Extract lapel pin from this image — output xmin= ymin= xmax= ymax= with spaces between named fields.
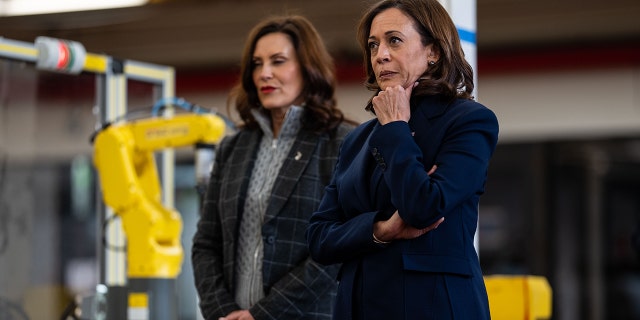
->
xmin=294 ymin=151 xmax=302 ymax=160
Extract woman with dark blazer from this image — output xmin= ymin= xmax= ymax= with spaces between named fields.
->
xmin=192 ymin=15 xmax=353 ymax=320
xmin=306 ymin=0 xmax=498 ymax=319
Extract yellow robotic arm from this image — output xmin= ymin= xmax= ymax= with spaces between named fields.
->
xmin=92 ymin=112 xmax=225 ymax=278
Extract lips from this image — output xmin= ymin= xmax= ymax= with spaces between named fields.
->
xmin=378 ymin=70 xmax=395 ymax=79
xmin=260 ymin=86 xmax=276 ymax=93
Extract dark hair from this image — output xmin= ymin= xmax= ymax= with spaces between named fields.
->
xmin=357 ymin=0 xmax=474 ymax=110
xmin=228 ymin=15 xmax=344 ymax=132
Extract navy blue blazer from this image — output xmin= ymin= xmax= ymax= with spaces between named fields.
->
xmin=307 ymin=95 xmax=498 ymax=320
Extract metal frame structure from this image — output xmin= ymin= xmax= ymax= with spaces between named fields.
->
xmin=1 ymin=36 xmax=177 ymax=320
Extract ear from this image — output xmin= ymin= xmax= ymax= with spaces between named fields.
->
xmin=427 ymin=44 xmax=441 ymax=62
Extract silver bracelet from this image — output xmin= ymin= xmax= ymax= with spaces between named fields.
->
xmin=373 ymin=233 xmax=391 ymax=244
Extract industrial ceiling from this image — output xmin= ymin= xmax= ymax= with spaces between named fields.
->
xmin=1 ymin=0 xmax=639 ymax=69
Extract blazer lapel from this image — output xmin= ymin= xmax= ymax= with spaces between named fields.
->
xmin=219 ymin=130 xmax=260 ymax=234
xmin=264 ymin=130 xmax=318 ymax=223
xmin=368 ymin=122 xmax=386 ymax=205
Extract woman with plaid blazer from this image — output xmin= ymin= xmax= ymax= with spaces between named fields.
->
xmin=191 ymin=15 xmax=354 ymax=320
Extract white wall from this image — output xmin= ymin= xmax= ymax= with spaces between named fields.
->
xmin=2 ymin=65 xmax=639 ymax=162
xmin=189 ymin=65 xmax=640 ymax=144
xmin=479 ymin=67 xmax=640 ymax=143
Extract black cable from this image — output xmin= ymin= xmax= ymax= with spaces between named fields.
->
xmin=89 ymin=100 xmax=238 ymax=145
xmin=89 ymin=108 xmax=154 ymax=144
xmin=59 ymin=299 xmax=79 ymax=320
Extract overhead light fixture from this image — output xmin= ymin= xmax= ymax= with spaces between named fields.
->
xmin=0 ymin=0 xmax=147 ymax=17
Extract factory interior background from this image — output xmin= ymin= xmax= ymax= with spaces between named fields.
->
xmin=1 ymin=0 xmax=640 ymax=319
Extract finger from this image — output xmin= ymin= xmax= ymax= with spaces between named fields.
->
xmin=419 ymin=217 xmax=445 ymax=234
xmin=430 ymin=217 xmax=445 ymax=230
xmin=427 ymin=164 xmax=437 ymax=175
xmin=404 ymin=80 xmax=416 ymax=99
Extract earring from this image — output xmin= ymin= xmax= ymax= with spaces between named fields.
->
xmin=428 ymin=60 xmax=435 ymax=65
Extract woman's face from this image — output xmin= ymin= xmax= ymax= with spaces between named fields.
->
xmin=368 ymin=8 xmax=435 ymax=90
xmin=252 ymin=32 xmax=305 ymax=112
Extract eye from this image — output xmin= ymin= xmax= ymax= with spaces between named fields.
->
xmin=252 ymin=60 xmax=263 ymax=68
xmin=272 ymin=58 xmax=287 ymax=65
xmin=389 ymin=36 xmax=402 ymax=45
xmin=368 ymin=41 xmax=378 ymax=50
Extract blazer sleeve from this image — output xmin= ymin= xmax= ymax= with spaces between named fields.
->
xmin=307 ymin=124 xmax=391 ymax=266
xmin=191 ymin=135 xmax=240 ymax=318
xmin=307 ymin=182 xmax=387 ymax=265
xmin=370 ymin=104 xmax=499 ymax=228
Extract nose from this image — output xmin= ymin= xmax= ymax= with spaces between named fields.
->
xmin=258 ymin=64 xmax=273 ymax=80
xmin=374 ymin=43 xmax=390 ymax=64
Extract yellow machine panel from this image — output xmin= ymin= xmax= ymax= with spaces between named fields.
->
xmin=485 ymin=275 xmax=553 ymax=320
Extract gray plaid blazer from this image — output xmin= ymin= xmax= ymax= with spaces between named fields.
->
xmin=192 ymin=123 xmax=353 ymax=320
